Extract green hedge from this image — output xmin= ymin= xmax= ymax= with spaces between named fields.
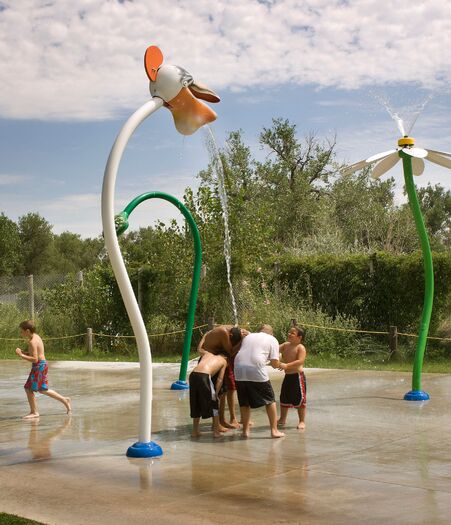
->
xmin=275 ymin=251 xmax=451 ymax=333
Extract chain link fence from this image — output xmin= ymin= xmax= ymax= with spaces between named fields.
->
xmin=0 ymin=273 xmax=81 ymax=318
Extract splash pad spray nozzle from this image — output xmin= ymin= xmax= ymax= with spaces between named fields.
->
xmin=398 ymin=136 xmax=415 ymax=147
xmin=342 ymin=133 xmax=451 ymax=402
xmin=101 ymin=46 xmax=219 ymax=457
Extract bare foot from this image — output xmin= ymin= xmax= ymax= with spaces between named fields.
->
xmin=277 ymin=419 xmax=286 ymax=427
xmin=191 ymin=431 xmax=202 ymax=438
xmin=271 ymin=429 xmax=285 ymax=438
xmin=213 ymin=431 xmax=225 ymax=438
xmin=241 ymin=430 xmax=250 ymax=439
xmin=228 ymin=420 xmax=241 ymax=429
xmin=22 ymin=413 xmax=39 ymax=419
xmin=297 ymin=422 xmax=306 ymax=430
xmin=217 ymin=424 xmax=230 ymax=433
xmin=65 ymin=397 xmax=72 ymax=414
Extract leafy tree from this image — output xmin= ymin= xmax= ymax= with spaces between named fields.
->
xmin=257 ymin=118 xmax=337 ymax=244
xmin=0 ymin=213 xmax=21 ymax=275
xmin=53 ymin=232 xmax=103 ymax=272
xmin=18 ymin=213 xmax=55 ymax=275
xmin=416 ymin=184 xmax=451 ymax=248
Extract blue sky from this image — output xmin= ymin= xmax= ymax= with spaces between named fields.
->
xmin=0 ymin=1 xmax=450 ymax=238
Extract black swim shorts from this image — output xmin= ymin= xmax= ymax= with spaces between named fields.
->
xmin=236 ymin=380 xmax=275 ymax=409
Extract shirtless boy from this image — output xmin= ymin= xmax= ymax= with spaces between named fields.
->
xmin=278 ymin=326 xmax=307 ymax=430
xmin=189 ymin=350 xmax=228 ymax=438
xmin=15 ymin=320 xmax=71 ymax=419
xmin=197 ymin=325 xmax=246 ymax=429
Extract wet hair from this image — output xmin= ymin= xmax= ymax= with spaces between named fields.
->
xmin=230 ymin=326 xmax=242 ymax=346
xmin=292 ymin=326 xmax=305 ymax=341
xmin=19 ymin=320 xmax=36 ymax=334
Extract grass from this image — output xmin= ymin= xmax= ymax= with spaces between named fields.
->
xmin=1 ymin=345 xmax=451 ymax=372
xmin=0 ymin=346 xmax=195 ymax=363
xmin=0 ymin=514 xmax=45 ymax=525
xmin=307 ymin=353 xmax=451 ymax=373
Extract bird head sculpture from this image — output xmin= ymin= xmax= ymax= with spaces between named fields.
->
xmin=144 ymin=46 xmax=220 ymax=136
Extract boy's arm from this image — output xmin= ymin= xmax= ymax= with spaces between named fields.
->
xmin=279 ymin=342 xmax=286 ymax=360
xmin=280 ymin=345 xmax=306 ymax=373
xmin=270 ymin=358 xmax=280 ymax=369
xmin=214 ymin=362 xmax=227 ymax=396
xmin=15 ymin=340 xmax=38 ymax=363
xmin=197 ymin=333 xmax=207 ymax=355
xmin=220 ymin=330 xmax=233 ymax=355
xmin=269 ymin=338 xmax=280 ymax=369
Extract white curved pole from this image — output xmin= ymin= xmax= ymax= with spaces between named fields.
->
xmin=101 ymin=98 xmax=164 ymax=444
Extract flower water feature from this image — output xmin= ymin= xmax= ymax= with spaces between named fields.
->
xmin=204 ymin=127 xmax=239 ymax=325
xmin=343 ymin=120 xmax=451 ymax=401
xmin=101 ymin=45 xmax=219 ymax=457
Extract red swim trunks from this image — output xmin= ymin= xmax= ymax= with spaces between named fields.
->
xmin=225 ymin=355 xmax=236 ymax=391
xmin=24 ymin=360 xmax=49 ymax=392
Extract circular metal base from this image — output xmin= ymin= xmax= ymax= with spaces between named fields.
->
xmin=404 ymin=390 xmax=430 ymax=401
xmin=126 ymin=441 xmax=163 ymax=458
xmin=171 ymin=380 xmax=189 ymax=391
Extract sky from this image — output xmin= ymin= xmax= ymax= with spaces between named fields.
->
xmin=0 ymin=0 xmax=450 ymax=238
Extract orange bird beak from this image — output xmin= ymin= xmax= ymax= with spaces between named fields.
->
xmin=166 ymin=86 xmax=218 ymax=135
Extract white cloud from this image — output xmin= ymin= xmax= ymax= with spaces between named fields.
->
xmin=0 ymin=174 xmax=30 ymax=185
xmin=0 ymin=0 xmax=449 ymax=121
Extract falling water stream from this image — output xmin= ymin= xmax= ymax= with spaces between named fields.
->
xmin=204 ymin=126 xmax=239 ymax=325
xmin=372 ymin=91 xmax=434 ymax=136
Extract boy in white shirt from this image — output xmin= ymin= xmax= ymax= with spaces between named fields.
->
xmin=234 ymin=324 xmax=285 ymax=439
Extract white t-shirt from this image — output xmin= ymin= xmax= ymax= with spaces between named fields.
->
xmin=234 ymin=332 xmax=280 ymax=382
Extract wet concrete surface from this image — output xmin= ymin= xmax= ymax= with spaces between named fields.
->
xmin=1 ymin=360 xmax=450 ymax=524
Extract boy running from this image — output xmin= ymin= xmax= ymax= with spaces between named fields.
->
xmin=15 ymin=320 xmax=71 ymax=419
xmin=278 ymin=326 xmax=307 ymax=430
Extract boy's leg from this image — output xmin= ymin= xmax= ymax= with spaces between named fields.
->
xmin=212 ymin=415 xmax=224 ymax=438
xmin=218 ymin=394 xmax=233 ymax=430
xmin=265 ymin=402 xmax=285 ymax=438
xmin=42 ymin=389 xmax=71 ymax=413
xmin=278 ymin=405 xmax=289 ymax=427
xmin=227 ymin=390 xmax=241 ymax=428
xmin=297 ymin=407 xmax=306 ymax=430
xmin=192 ymin=417 xmax=201 ymax=438
xmin=240 ymin=406 xmax=251 ymax=438
xmin=23 ymin=388 xmax=39 ymax=418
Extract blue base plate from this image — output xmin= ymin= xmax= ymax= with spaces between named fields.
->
xmin=126 ymin=441 xmax=163 ymax=458
xmin=171 ymin=380 xmax=189 ymax=391
xmin=404 ymin=390 xmax=430 ymax=401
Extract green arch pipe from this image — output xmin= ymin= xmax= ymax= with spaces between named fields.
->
xmin=115 ymin=191 xmax=202 ymax=387
xmin=401 ymin=151 xmax=433 ymax=400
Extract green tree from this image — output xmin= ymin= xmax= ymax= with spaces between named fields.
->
xmin=257 ymin=118 xmax=337 ymax=244
xmin=53 ymin=232 xmax=103 ymax=272
xmin=0 ymin=213 xmax=21 ymax=275
xmin=18 ymin=213 xmax=55 ymax=274
xmin=416 ymin=184 xmax=451 ymax=248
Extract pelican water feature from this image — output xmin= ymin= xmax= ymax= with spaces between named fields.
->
xmin=342 ymin=137 xmax=451 ymax=401
xmin=101 ymin=45 xmax=220 ymax=458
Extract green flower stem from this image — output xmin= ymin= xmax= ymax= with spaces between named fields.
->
xmin=401 ymin=151 xmax=434 ymax=392
xmin=121 ymin=191 xmax=202 ymax=383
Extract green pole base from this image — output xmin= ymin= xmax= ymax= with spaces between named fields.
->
xmin=404 ymin=390 xmax=430 ymax=401
xmin=170 ymin=380 xmax=189 ymax=390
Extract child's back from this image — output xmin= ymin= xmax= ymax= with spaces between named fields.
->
xmin=194 ymin=350 xmax=228 ymax=377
